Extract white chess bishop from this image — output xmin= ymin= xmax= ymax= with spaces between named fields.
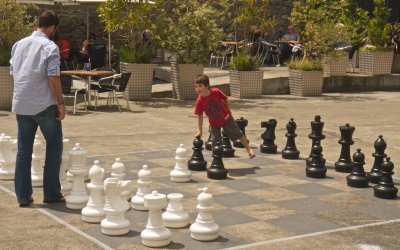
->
xmin=31 ymin=135 xmax=44 ymax=187
xmin=131 ymin=165 xmax=152 ymax=210
xmin=162 ymin=193 xmax=190 ymax=228
xmin=82 ymin=160 xmax=105 ymax=223
xmin=190 ymin=187 xmax=219 ymax=241
xmin=0 ymin=134 xmax=17 ymax=180
xmin=141 ymin=190 xmax=172 ymax=247
xmin=101 ymin=178 xmax=132 ymax=236
xmin=111 ymin=158 xmax=133 ymax=200
xmin=170 ymin=144 xmax=192 ymax=182
xmin=66 ymin=143 xmax=89 ymax=209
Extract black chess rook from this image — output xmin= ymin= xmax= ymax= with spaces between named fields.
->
xmin=306 ymin=115 xmax=325 ymax=167
xmin=188 ymin=138 xmax=207 ymax=171
xmin=334 ymin=123 xmax=355 ymax=173
xmin=233 ymin=117 xmax=248 ymax=148
xmin=207 ymin=142 xmax=228 ymax=180
xmin=282 ymin=118 xmax=300 ymax=159
xmin=260 ymin=119 xmax=278 ymax=154
xmin=367 ymin=135 xmax=387 ymax=184
xmin=346 ymin=148 xmax=369 ymax=188
xmin=222 ymin=130 xmax=235 ymax=158
xmin=305 ymin=140 xmax=326 ymax=178
xmin=374 ymin=157 xmax=398 ymax=199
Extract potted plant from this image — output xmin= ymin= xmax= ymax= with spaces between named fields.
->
xmin=391 ymin=23 xmax=400 ymax=73
xmin=0 ymin=1 xmax=35 ymax=110
xmin=98 ymin=0 xmax=159 ymax=101
xmin=359 ymin=0 xmax=393 ymax=75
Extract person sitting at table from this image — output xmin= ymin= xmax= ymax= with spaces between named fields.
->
xmin=280 ymin=25 xmax=300 ymax=62
xmin=81 ymin=33 xmax=106 ymax=70
xmin=56 ymin=32 xmax=72 ymax=70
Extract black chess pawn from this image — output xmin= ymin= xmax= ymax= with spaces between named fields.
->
xmin=367 ymin=135 xmax=387 ymax=184
xmin=334 ymin=123 xmax=355 ymax=173
xmin=233 ymin=117 xmax=248 ymax=148
xmin=306 ymin=115 xmax=325 ymax=167
xmin=374 ymin=157 xmax=398 ymax=199
xmin=346 ymin=148 xmax=369 ymax=188
xmin=205 ymin=126 xmax=213 ymax=151
xmin=260 ymin=119 xmax=278 ymax=154
xmin=282 ymin=118 xmax=300 ymax=159
xmin=188 ymin=138 xmax=207 ymax=171
xmin=305 ymin=140 xmax=326 ymax=178
xmin=207 ymin=142 xmax=228 ymax=180
xmin=221 ymin=130 xmax=235 ymax=158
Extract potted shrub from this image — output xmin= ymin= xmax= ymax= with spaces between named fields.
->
xmin=98 ymin=0 xmax=159 ymax=101
xmin=359 ymin=0 xmax=393 ymax=75
xmin=288 ymin=59 xmax=323 ymax=96
xmin=0 ymin=1 xmax=35 ymax=110
xmin=391 ymin=23 xmax=400 ymax=73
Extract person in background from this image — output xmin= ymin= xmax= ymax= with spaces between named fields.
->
xmin=56 ymin=32 xmax=71 ymax=70
xmin=280 ymin=25 xmax=301 ymax=62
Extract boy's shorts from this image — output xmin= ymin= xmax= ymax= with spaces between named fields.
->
xmin=210 ymin=116 xmax=243 ymax=145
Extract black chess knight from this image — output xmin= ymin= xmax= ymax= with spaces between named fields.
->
xmin=260 ymin=119 xmax=278 ymax=154
xmin=188 ymin=138 xmax=207 ymax=171
xmin=282 ymin=118 xmax=300 ymax=159
xmin=335 ymin=123 xmax=355 ymax=173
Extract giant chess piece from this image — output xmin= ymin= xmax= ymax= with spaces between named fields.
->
xmin=205 ymin=126 xmax=213 ymax=151
xmin=82 ymin=160 xmax=105 ymax=223
xmin=60 ymin=137 xmax=71 ymax=194
xmin=66 ymin=143 xmax=89 ymax=209
xmin=334 ymin=123 xmax=355 ymax=173
xmin=190 ymin=187 xmax=219 ymax=241
xmin=367 ymin=135 xmax=387 ymax=184
xmin=374 ymin=157 xmax=398 ymax=199
xmin=233 ymin=117 xmax=248 ymax=148
xmin=0 ymin=133 xmax=5 ymax=163
xmin=170 ymin=144 xmax=192 ymax=182
xmin=62 ymin=171 xmax=73 ymax=196
xmin=31 ymin=135 xmax=45 ymax=187
xmin=305 ymin=140 xmax=326 ymax=178
xmin=101 ymin=178 xmax=132 ymax=235
xmin=162 ymin=193 xmax=190 ymax=228
xmin=131 ymin=165 xmax=152 ymax=210
xmin=346 ymin=149 xmax=369 ymax=188
xmin=188 ymin=138 xmax=207 ymax=171
xmin=306 ymin=115 xmax=325 ymax=167
xmin=282 ymin=118 xmax=300 ymax=159
xmin=0 ymin=134 xmax=17 ymax=180
xmin=260 ymin=119 xmax=278 ymax=154
xmin=141 ymin=191 xmax=172 ymax=247
xmin=111 ymin=158 xmax=133 ymax=200
xmin=207 ymin=142 xmax=227 ymax=180
xmin=221 ymin=130 xmax=235 ymax=158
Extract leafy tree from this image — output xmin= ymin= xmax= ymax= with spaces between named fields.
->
xmin=365 ymin=0 xmax=391 ymax=48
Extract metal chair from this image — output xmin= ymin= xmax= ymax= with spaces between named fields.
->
xmin=209 ymin=44 xmax=233 ymax=68
xmin=60 ymin=75 xmax=87 ymax=114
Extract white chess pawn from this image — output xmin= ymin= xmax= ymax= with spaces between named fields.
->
xmin=66 ymin=143 xmax=89 ymax=209
xmin=162 ymin=193 xmax=190 ymax=228
xmin=82 ymin=160 xmax=105 ymax=223
xmin=31 ymin=135 xmax=44 ymax=187
xmin=190 ymin=187 xmax=219 ymax=241
xmin=101 ymin=178 xmax=131 ymax=236
xmin=170 ymin=144 xmax=192 ymax=182
xmin=131 ymin=165 xmax=152 ymax=210
xmin=111 ymin=158 xmax=133 ymax=200
xmin=0 ymin=135 xmax=17 ymax=180
xmin=141 ymin=190 xmax=172 ymax=247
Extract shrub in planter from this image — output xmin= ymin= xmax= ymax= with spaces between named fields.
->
xmin=288 ymin=59 xmax=323 ymax=96
xmin=323 ymin=51 xmax=348 ymax=77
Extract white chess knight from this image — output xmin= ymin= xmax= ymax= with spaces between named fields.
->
xmin=131 ymin=165 xmax=152 ymax=210
xmin=101 ymin=178 xmax=132 ymax=236
xmin=31 ymin=135 xmax=44 ymax=187
xmin=111 ymin=158 xmax=133 ymax=200
xmin=190 ymin=187 xmax=219 ymax=241
xmin=141 ymin=190 xmax=172 ymax=247
xmin=66 ymin=143 xmax=89 ymax=209
xmin=162 ymin=193 xmax=190 ymax=228
xmin=82 ymin=160 xmax=105 ymax=223
xmin=170 ymin=144 xmax=192 ymax=182
xmin=0 ymin=134 xmax=18 ymax=180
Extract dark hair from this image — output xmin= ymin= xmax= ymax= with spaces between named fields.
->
xmin=89 ymin=32 xmax=96 ymax=40
xmin=194 ymin=74 xmax=210 ymax=88
xmin=38 ymin=10 xmax=59 ymax=28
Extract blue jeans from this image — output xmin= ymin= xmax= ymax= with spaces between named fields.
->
xmin=15 ymin=105 xmax=63 ymax=204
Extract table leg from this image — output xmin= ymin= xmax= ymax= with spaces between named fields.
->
xmin=87 ymin=75 xmax=92 ymax=107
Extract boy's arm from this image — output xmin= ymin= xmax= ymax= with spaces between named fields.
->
xmin=195 ymin=115 xmax=203 ymax=139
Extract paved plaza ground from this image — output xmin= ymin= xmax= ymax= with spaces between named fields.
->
xmin=0 ymin=88 xmax=400 ymax=249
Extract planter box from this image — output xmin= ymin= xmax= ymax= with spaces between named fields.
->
xmin=359 ymin=51 xmax=394 ymax=75
xmin=323 ymin=54 xmax=348 ymax=77
xmin=0 ymin=67 xmax=13 ymax=110
xmin=171 ymin=62 xmax=203 ymax=100
xmin=289 ymin=69 xmax=323 ymax=96
xmin=229 ymin=70 xmax=263 ymax=98
xmin=392 ymin=53 xmax=400 ymax=73
xmin=120 ymin=62 xmax=154 ymax=101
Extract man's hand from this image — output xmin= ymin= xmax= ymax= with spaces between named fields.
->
xmin=57 ymin=104 xmax=65 ymax=120
xmin=195 ymin=131 xmax=202 ymax=139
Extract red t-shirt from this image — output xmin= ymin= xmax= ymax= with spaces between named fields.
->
xmin=56 ymin=39 xmax=71 ymax=60
xmin=194 ymin=88 xmax=231 ymax=128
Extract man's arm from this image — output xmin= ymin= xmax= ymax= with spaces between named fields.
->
xmin=195 ymin=115 xmax=203 ymax=139
xmin=48 ymin=75 xmax=65 ymax=120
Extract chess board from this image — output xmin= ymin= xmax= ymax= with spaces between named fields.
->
xmin=1 ymin=146 xmax=400 ymax=250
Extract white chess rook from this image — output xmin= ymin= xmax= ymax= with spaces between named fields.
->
xmin=82 ymin=160 xmax=105 ymax=223
xmin=0 ymin=134 xmax=17 ymax=180
xmin=190 ymin=187 xmax=219 ymax=241
xmin=170 ymin=144 xmax=192 ymax=182
xmin=131 ymin=165 xmax=152 ymax=210
xmin=162 ymin=193 xmax=190 ymax=228
xmin=101 ymin=178 xmax=131 ymax=236
xmin=31 ymin=135 xmax=44 ymax=187
xmin=66 ymin=143 xmax=89 ymax=209
xmin=141 ymin=190 xmax=171 ymax=247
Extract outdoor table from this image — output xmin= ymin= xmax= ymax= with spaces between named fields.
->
xmin=61 ymin=70 xmax=114 ymax=107
xmin=221 ymin=41 xmax=245 ymax=55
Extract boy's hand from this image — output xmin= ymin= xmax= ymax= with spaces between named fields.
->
xmin=195 ymin=131 xmax=202 ymax=139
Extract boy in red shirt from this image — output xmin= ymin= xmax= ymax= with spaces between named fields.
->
xmin=194 ymin=74 xmax=255 ymax=159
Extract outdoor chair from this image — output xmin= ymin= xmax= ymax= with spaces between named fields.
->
xmin=60 ymin=74 xmax=87 ymax=114
xmin=260 ymin=41 xmax=280 ymax=66
xmin=209 ymin=44 xmax=233 ymax=68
